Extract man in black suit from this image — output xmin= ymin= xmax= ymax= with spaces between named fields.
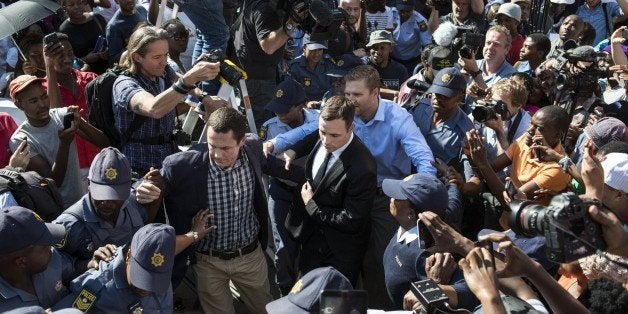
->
xmin=284 ymin=96 xmax=377 ymax=284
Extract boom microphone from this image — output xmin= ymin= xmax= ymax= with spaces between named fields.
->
xmin=433 ymin=22 xmax=458 ymax=47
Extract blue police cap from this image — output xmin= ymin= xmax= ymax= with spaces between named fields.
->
xmin=88 ymin=147 xmax=132 ymax=201
xmin=265 ymin=267 xmax=353 ymax=313
xmin=129 ymin=223 xmax=176 ymax=294
xmin=0 ymin=206 xmax=66 ymax=255
xmin=382 ymin=173 xmax=448 ymax=217
xmin=265 ymin=78 xmax=307 ymax=114
xmin=426 ymin=67 xmax=467 ymax=98
xmin=327 ymin=54 xmax=365 ymax=78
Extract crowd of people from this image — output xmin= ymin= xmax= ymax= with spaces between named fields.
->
xmin=0 ymin=0 xmax=627 ymax=313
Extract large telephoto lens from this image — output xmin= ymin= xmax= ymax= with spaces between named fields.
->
xmin=508 ymin=200 xmax=550 ymax=237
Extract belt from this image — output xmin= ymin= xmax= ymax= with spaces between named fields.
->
xmin=198 ymin=241 xmax=258 ymax=260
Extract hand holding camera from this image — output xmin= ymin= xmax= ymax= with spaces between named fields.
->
xmin=418 ymin=211 xmax=475 ymax=256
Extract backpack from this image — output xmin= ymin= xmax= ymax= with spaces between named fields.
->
xmin=0 ymin=168 xmax=64 ymax=222
xmin=86 ymin=66 xmax=147 ymax=148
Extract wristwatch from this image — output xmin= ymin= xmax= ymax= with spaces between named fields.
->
xmin=198 ymin=91 xmax=209 ymax=102
xmin=188 ymin=231 xmax=199 ymax=243
xmin=284 ymin=22 xmax=296 ymax=34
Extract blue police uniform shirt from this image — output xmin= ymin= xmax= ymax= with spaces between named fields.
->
xmin=272 ymin=98 xmax=436 ymax=184
xmin=288 ymin=54 xmax=337 ymax=101
xmin=53 ymin=247 xmax=173 ymax=313
xmin=262 ymin=108 xmax=320 ymax=142
xmin=464 ymin=59 xmax=516 ymax=113
xmin=383 ymin=227 xmax=478 ymax=310
xmin=576 ymin=2 xmax=623 ymax=45
xmin=0 ymin=248 xmax=74 ymax=312
xmin=391 ymin=9 xmax=432 ymax=61
xmin=411 ymin=98 xmax=475 ymax=167
xmin=53 ymin=193 xmax=148 ymax=260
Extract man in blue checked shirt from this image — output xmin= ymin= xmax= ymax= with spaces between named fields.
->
xmin=276 ymin=65 xmax=436 ymax=309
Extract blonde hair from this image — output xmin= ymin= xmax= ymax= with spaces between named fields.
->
xmin=487 ymin=25 xmax=512 ymax=48
xmin=491 ymin=78 xmax=527 ymax=108
xmin=119 ymin=25 xmax=169 ymax=74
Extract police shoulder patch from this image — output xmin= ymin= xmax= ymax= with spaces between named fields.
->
xmin=418 ymin=21 xmax=427 ymax=32
xmin=258 ymin=126 xmax=268 ymax=141
xmin=73 ymin=289 xmax=97 ymax=312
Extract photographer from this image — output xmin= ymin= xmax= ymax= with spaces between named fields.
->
xmin=233 ymin=0 xmax=306 ymax=128
xmin=459 ymin=25 xmax=517 ymax=113
xmin=112 ymin=26 xmax=220 ymax=175
xmin=478 ymin=77 xmax=532 ymax=161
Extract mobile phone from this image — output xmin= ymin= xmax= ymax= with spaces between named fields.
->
xmin=476 ymin=88 xmax=488 ymax=98
xmin=43 ymin=33 xmax=60 ymax=46
xmin=63 ymin=112 xmax=74 ymax=130
xmin=319 ymin=290 xmax=367 ymax=314
xmin=505 ymin=180 xmax=517 ymax=199
xmin=474 ymin=240 xmax=495 ymax=266
xmin=534 ymin=140 xmax=545 ymax=160
xmin=417 ymin=219 xmax=435 ymax=250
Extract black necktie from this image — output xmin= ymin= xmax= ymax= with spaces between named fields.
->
xmin=314 ymin=152 xmax=332 ymax=186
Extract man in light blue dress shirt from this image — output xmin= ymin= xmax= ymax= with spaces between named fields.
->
xmin=273 ymin=65 xmax=436 ymax=309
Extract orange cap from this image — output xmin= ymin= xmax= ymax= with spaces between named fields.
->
xmin=9 ymin=75 xmax=46 ymax=100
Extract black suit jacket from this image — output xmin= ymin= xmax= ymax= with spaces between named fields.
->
xmin=286 ymin=131 xmax=377 ymax=260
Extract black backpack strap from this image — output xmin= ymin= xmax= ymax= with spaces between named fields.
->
xmin=506 ymin=110 xmax=524 ymax=143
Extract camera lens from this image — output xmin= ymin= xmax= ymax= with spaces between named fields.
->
xmin=459 ymin=46 xmax=472 ymax=59
xmin=472 ymin=106 xmax=492 ymax=123
xmin=508 ymin=200 xmax=548 ymax=237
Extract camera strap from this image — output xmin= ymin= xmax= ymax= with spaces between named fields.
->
xmin=506 ymin=110 xmax=523 ymax=143
xmin=602 ymin=3 xmax=611 ymax=38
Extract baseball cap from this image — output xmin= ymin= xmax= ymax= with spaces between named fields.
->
xmin=303 ymin=37 xmax=328 ymax=50
xmin=0 ymin=206 xmax=66 ymax=255
xmin=427 ymin=46 xmax=456 ymax=71
xmin=129 ymin=223 xmax=176 ymax=294
xmin=88 ymin=147 xmax=132 ymax=201
xmin=382 ymin=173 xmax=448 ymax=217
xmin=265 ymin=267 xmax=353 ymax=313
xmin=327 ymin=54 xmax=364 ymax=78
xmin=426 ymin=67 xmax=467 ymax=98
xmin=265 ymin=78 xmax=307 ymax=114
xmin=601 ymin=153 xmax=628 ymax=193
xmin=9 ymin=75 xmax=46 ymax=100
xmin=584 ymin=117 xmax=628 ymax=149
xmin=396 ymin=0 xmax=415 ymax=10
xmin=497 ymin=3 xmax=522 ymax=22
xmin=366 ymin=30 xmax=395 ymax=48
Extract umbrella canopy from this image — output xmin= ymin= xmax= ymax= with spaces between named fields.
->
xmin=0 ymin=0 xmax=61 ymax=40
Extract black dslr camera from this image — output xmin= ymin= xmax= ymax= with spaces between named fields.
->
xmin=452 ymin=26 xmax=484 ymax=59
xmin=273 ymin=0 xmax=348 ymax=41
xmin=196 ymin=48 xmax=243 ymax=86
xmin=508 ymin=193 xmax=607 ymax=263
xmin=472 ymin=99 xmax=508 ymax=123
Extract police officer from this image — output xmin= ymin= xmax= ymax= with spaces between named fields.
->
xmin=53 ymin=147 xmax=148 ymax=266
xmin=53 ymin=223 xmax=176 ymax=313
xmin=410 ymin=67 xmax=474 ymax=171
xmin=392 ymin=0 xmax=432 ymax=74
xmin=0 ymin=206 xmax=74 ymax=311
xmin=322 ymin=54 xmax=365 ymax=105
xmin=260 ymin=78 xmax=320 ymax=295
xmin=289 ymin=39 xmax=338 ymax=101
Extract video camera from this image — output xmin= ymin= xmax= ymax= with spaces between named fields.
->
xmin=272 ymin=0 xmax=348 ymax=41
xmin=554 ymin=45 xmax=608 ymax=98
xmin=452 ymin=26 xmax=484 ymax=59
xmin=472 ymin=99 xmax=508 ymax=123
xmin=508 ymin=192 xmax=607 ymax=263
